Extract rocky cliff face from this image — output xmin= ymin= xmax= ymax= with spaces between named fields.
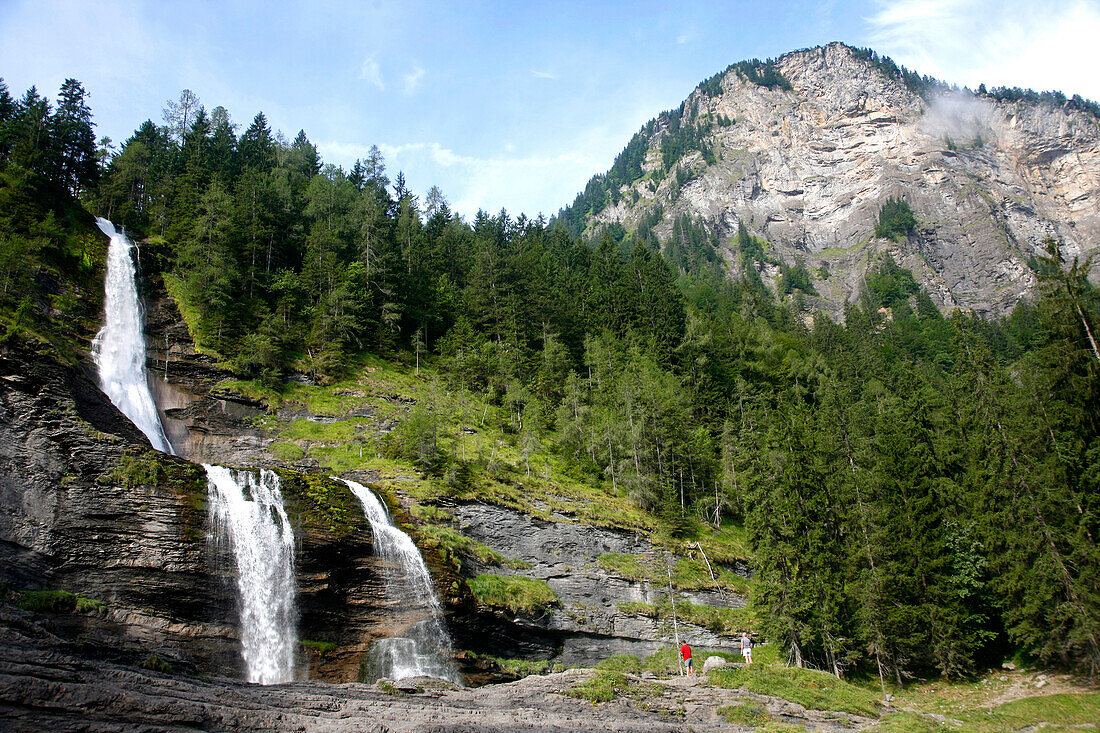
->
xmin=583 ymin=42 xmax=1100 ymax=317
xmin=0 ymin=340 xmax=419 ymax=684
xmin=451 ymin=504 xmax=747 ymax=667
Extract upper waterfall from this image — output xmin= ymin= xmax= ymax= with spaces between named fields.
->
xmin=92 ymin=217 xmax=173 ymax=454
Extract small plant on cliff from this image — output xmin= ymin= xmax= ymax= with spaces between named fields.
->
xmin=874 ymin=197 xmax=918 ymax=242
xmin=467 ymin=574 xmax=557 ymax=614
xmin=108 ymin=448 xmax=166 ymax=487
xmin=140 ymin=654 xmax=173 ymax=674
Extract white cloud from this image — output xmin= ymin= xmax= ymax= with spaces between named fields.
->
xmin=676 ymin=33 xmax=692 ymax=45
xmin=318 ymin=138 xmax=601 ymax=219
xmin=402 ymin=65 xmax=425 ymax=94
xmin=531 ymin=69 xmax=557 ymax=79
xmin=865 ymin=0 xmax=1100 ymax=100
xmin=359 ymin=54 xmax=385 ymax=90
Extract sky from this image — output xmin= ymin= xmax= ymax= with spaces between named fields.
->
xmin=3 ymin=0 xmax=1098 ymax=220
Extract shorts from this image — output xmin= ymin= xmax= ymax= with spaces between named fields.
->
xmin=684 ymin=657 xmax=692 ymax=667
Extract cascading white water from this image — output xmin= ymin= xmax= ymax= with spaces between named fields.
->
xmin=92 ymin=217 xmax=173 ymax=454
xmin=339 ymin=478 xmax=459 ymax=683
xmin=205 ymin=464 xmax=297 ymax=684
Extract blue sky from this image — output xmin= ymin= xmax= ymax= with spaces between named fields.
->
xmin=3 ymin=0 xmax=1098 ymax=219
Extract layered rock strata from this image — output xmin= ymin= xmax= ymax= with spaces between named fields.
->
xmin=586 ymin=42 xmax=1100 ymax=317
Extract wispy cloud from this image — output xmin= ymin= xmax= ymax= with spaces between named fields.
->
xmin=319 ymin=139 xmax=599 ymax=219
xmin=675 ymin=31 xmax=693 ymax=45
xmin=359 ymin=54 xmax=384 ymax=90
xmin=531 ymin=69 xmax=557 ymax=79
xmin=402 ymin=65 xmax=425 ymax=94
xmin=865 ymin=0 xmax=1100 ymax=100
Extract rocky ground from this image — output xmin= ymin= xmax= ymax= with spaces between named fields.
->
xmin=0 ymin=604 xmax=870 ymax=732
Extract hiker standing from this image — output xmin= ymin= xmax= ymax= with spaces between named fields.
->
xmin=680 ymin=641 xmax=694 ymax=676
xmin=740 ymin=632 xmax=753 ymax=665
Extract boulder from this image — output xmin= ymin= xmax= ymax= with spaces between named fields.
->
xmin=702 ymin=655 xmax=728 ymax=674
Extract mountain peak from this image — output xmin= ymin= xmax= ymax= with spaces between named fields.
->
xmin=560 ymin=45 xmax=1100 ymax=317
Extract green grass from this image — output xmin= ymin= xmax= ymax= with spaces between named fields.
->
xmin=17 ymin=589 xmax=105 ymax=615
xmin=419 ymin=523 xmax=507 ymax=570
xmin=870 ymin=677 xmax=1100 ymax=733
xmin=299 ymin=640 xmax=337 ymax=654
xmin=617 ymin=599 xmax=753 ymax=635
xmin=269 ymin=441 xmax=305 ymax=461
xmin=709 ymin=664 xmax=882 ymax=717
xmin=467 ymin=574 xmax=558 ymax=614
xmin=163 ymin=273 xmax=222 ymax=359
xmin=276 ymin=470 xmax=365 ymax=536
xmin=596 ymin=654 xmax=643 ymax=673
xmin=718 ymin=701 xmax=771 ymax=726
xmin=597 ymin=549 xmax=751 ymax=596
xmin=597 ymin=553 xmax=651 ymax=581
xmin=478 ymin=655 xmax=558 ymax=677
xmin=566 ymin=670 xmax=632 ymax=703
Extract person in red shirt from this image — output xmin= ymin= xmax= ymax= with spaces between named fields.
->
xmin=680 ymin=641 xmax=693 ymax=675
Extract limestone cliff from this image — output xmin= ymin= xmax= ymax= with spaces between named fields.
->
xmin=572 ymin=42 xmax=1100 ymax=317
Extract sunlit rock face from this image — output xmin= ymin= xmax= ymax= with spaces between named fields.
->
xmin=588 ymin=42 xmax=1100 ymax=317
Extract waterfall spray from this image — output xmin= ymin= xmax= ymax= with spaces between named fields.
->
xmin=339 ymin=478 xmax=459 ymax=682
xmin=205 ymin=465 xmax=297 ymax=684
xmin=92 ymin=218 xmax=173 ymax=454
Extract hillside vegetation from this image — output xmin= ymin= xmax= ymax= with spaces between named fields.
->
xmin=2 ymin=53 xmax=1098 ymax=685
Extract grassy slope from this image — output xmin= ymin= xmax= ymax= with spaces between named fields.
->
xmin=220 ymin=354 xmax=752 ymax=561
xmin=214 ymin=352 xmax=755 ymax=630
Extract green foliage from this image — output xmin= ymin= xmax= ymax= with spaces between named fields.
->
xmin=480 ymin=655 xmax=555 ymax=677
xmin=108 ymin=448 xmax=167 ymax=487
xmin=718 ymin=701 xmax=771 ymax=726
xmin=467 ymin=574 xmax=558 ymax=614
xmin=851 ymin=46 xmax=946 ymax=98
xmin=418 ymin=522 xmax=509 ymax=570
xmin=269 ymin=441 xmax=305 ymax=461
xmin=596 ymin=654 xmax=643 ymax=673
xmin=139 ymin=654 xmax=173 ymax=674
xmin=17 ymin=589 xmax=104 ymax=615
xmin=276 ymin=470 xmax=362 ymax=536
xmin=778 ymin=260 xmax=819 ymax=297
xmin=866 ymin=253 xmax=919 ymax=307
xmin=566 ymin=670 xmax=632 ymax=703
xmin=299 ymin=639 xmax=337 ymax=654
xmin=730 ymin=59 xmax=793 ymax=90
xmin=874 ymin=197 xmax=918 ymax=242
xmin=709 ymin=665 xmax=882 ymax=717
xmin=597 ymin=553 xmax=650 ymax=581
xmin=617 ymin=599 xmax=752 ymax=635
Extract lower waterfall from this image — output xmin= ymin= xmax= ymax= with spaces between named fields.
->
xmin=339 ymin=478 xmax=459 ymax=683
xmin=205 ymin=465 xmax=297 ymax=684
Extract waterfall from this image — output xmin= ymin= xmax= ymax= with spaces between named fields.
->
xmin=92 ymin=218 xmax=173 ymax=454
xmin=339 ymin=478 xmax=459 ymax=683
xmin=205 ymin=465 xmax=297 ymax=684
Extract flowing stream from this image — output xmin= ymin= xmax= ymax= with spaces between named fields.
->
xmin=339 ymin=478 xmax=459 ymax=682
xmin=205 ymin=465 xmax=297 ymax=684
xmin=92 ymin=217 xmax=173 ymax=454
